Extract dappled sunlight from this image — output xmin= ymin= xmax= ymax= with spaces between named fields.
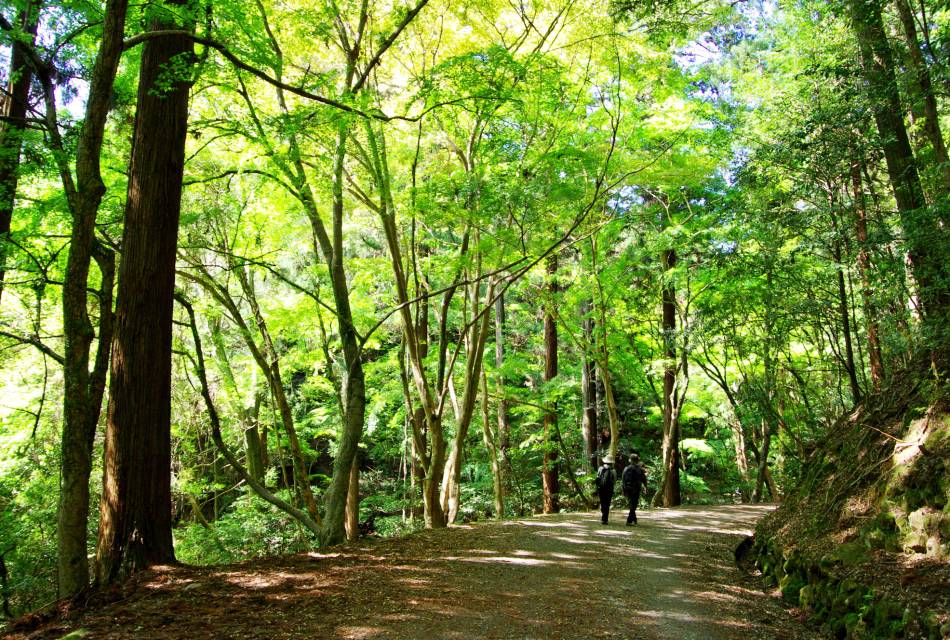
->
xmin=35 ymin=505 xmax=811 ymax=640
xmin=450 ymin=555 xmax=556 ymax=566
xmin=548 ymin=535 xmax=608 ymax=545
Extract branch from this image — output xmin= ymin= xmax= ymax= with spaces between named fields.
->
xmin=0 ymin=330 xmax=65 ymax=365
xmin=352 ymin=0 xmax=430 ymax=93
xmin=174 ymin=292 xmax=322 ymax=537
xmin=122 ymin=31 xmax=379 ymax=119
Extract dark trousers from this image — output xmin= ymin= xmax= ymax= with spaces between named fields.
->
xmin=599 ymin=490 xmax=613 ymax=523
xmin=626 ymin=488 xmax=642 ymax=524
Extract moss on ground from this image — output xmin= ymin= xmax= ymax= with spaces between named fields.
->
xmin=750 ymin=357 xmax=950 ymax=639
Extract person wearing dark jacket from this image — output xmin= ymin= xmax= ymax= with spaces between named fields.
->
xmin=595 ymin=455 xmax=616 ymax=524
xmin=622 ymin=453 xmax=648 ymax=525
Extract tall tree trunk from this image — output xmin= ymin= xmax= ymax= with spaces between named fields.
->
xmin=848 ymin=0 xmax=949 ymax=326
xmin=319 ymin=125 xmax=367 ymax=545
xmin=96 ymin=7 xmax=192 ymax=584
xmin=344 ymin=453 xmax=359 ymax=541
xmin=752 ymin=417 xmax=772 ymax=502
xmin=441 ymin=278 xmax=493 ymax=524
xmin=894 ymin=0 xmax=950 ymax=194
xmin=542 ymin=254 xmax=559 ymax=514
xmin=56 ymin=0 xmax=128 ymax=598
xmin=732 ymin=417 xmax=749 ymax=482
xmin=0 ymin=0 xmax=39 ymax=305
xmin=850 ymin=157 xmax=884 ymax=388
xmin=580 ymin=299 xmax=598 ymax=471
xmin=480 ymin=369 xmax=504 ymax=517
xmin=591 ymin=236 xmax=619 ymax=461
xmin=494 ymin=292 xmax=510 ymax=487
xmin=834 ymin=238 xmax=862 ymax=402
xmin=660 ymin=248 xmax=681 ymax=507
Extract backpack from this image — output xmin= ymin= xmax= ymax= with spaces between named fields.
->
xmin=596 ymin=466 xmax=615 ymax=492
xmin=622 ymin=464 xmax=646 ymax=495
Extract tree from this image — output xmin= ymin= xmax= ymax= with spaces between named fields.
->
xmin=541 ymin=254 xmax=560 ymax=513
xmin=96 ymin=1 xmax=194 ymax=584
xmin=0 ymin=0 xmax=39 ymax=305
xmin=847 ymin=0 xmax=949 ymax=329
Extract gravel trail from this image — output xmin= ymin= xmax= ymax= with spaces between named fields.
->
xmin=6 ymin=504 xmax=819 ymax=639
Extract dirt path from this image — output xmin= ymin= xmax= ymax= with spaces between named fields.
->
xmin=8 ymin=505 xmax=819 ymax=640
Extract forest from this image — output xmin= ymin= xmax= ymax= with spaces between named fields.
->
xmin=0 ymin=0 xmax=948 ymax=636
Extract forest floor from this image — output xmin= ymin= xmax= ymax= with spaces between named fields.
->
xmin=7 ymin=504 xmax=821 ymax=640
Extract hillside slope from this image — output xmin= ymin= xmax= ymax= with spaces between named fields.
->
xmin=752 ymin=360 xmax=950 ymax=639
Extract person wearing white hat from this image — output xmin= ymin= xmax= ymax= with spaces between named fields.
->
xmin=595 ymin=454 xmax=616 ymax=524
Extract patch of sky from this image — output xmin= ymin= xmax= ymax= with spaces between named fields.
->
xmin=606 ymin=184 xmax=644 ymax=217
xmin=711 ymin=238 xmax=737 ymax=254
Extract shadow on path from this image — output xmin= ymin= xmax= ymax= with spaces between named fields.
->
xmin=7 ymin=504 xmax=819 ymax=640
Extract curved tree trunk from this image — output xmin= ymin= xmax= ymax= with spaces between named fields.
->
xmin=318 ymin=125 xmax=367 ymax=546
xmin=56 ymin=0 xmax=128 ymax=598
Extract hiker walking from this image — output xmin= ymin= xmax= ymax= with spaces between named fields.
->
xmin=622 ymin=453 xmax=648 ymax=525
xmin=595 ymin=455 xmax=616 ymax=524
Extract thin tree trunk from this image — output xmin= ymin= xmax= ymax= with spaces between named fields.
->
xmin=0 ymin=0 xmax=39 ymax=305
xmin=580 ymin=299 xmax=598 ymax=471
xmin=56 ymin=0 xmax=129 ymax=598
xmin=850 ymin=158 xmax=884 ymax=388
xmin=441 ymin=276 xmax=493 ymax=523
xmin=209 ymin=317 xmax=266 ymax=482
xmin=591 ymin=237 xmax=619 ymax=462
xmin=235 ymin=266 xmax=320 ymax=522
xmin=480 ymin=369 xmax=504 ymax=517
xmin=661 ymin=248 xmax=681 ymax=507
xmin=96 ymin=6 xmax=193 ymax=584
xmin=834 ymin=238 xmax=862 ymax=402
xmin=753 ymin=418 xmax=773 ymax=502
xmin=177 ymin=295 xmax=321 ymax=536
xmin=542 ymin=254 xmax=559 ymax=514
xmin=319 ymin=124 xmax=367 ymax=545
xmin=494 ymin=292 xmax=510 ymax=487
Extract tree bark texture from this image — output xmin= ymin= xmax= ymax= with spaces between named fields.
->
xmin=480 ymin=369 xmax=504 ymax=517
xmin=834 ymin=239 xmax=862 ymax=402
xmin=344 ymin=454 xmax=359 ymax=542
xmin=850 ymin=158 xmax=884 ymax=388
xmin=848 ymin=0 xmax=950 ymax=325
xmin=0 ymin=0 xmax=39 ymax=304
xmin=57 ymin=0 xmax=128 ymax=598
xmin=580 ymin=299 xmax=598 ymax=472
xmin=894 ymin=0 xmax=950 ymax=194
xmin=96 ymin=8 xmax=192 ymax=584
xmin=494 ymin=292 xmax=510 ymax=483
xmin=319 ymin=125 xmax=367 ymax=545
xmin=542 ymin=254 xmax=559 ymax=514
xmin=661 ymin=248 xmax=681 ymax=507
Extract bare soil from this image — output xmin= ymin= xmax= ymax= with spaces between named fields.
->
xmin=5 ymin=504 xmax=820 ymax=640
